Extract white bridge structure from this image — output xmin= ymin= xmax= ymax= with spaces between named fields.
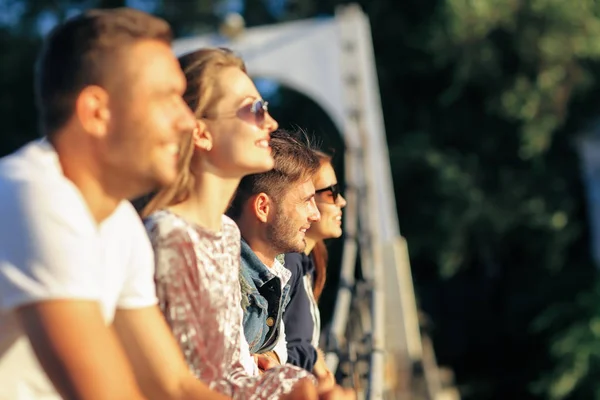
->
xmin=173 ymin=5 xmax=458 ymax=399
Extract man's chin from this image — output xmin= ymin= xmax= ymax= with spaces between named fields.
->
xmin=154 ymin=170 xmax=178 ymax=188
xmin=277 ymin=242 xmax=305 ymax=255
xmin=295 ymin=239 xmax=307 ymax=253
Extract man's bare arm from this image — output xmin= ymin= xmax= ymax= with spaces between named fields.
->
xmin=113 ymin=306 xmax=229 ymax=400
xmin=17 ymin=300 xmax=145 ymax=400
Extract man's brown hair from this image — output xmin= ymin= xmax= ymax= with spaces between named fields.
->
xmin=35 ymin=7 xmax=172 ymax=137
xmin=226 ymin=129 xmax=321 ymax=220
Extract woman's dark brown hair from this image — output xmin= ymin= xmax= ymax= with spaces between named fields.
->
xmin=311 ymin=240 xmax=328 ymax=302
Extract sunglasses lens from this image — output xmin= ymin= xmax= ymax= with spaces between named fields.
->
xmin=252 ymin=99 xmax=267 ymax=124
xmin=316 ymin=184 xmax=340 ymax=203
xmin=331 ymin=184 xmax=339 ymax=202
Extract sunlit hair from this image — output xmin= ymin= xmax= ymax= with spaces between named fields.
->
xmin=37 ymin=8 xmax=172 ymax=137
xmin=310 ymin=150 xmax=334 ymax=301
xmin=137 ymin=48 xmax=246 ymax=218
xmin=226 ymin=129 xmax=320 ymax=220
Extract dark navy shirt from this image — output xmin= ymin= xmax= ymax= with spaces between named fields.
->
xmin=282 ymin=252 xmax=319 ymax=371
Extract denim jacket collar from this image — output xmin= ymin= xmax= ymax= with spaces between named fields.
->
xmin=240 ymin=239 xmax=279 ymax=289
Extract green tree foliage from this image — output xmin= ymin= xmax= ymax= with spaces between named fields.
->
xmin=3 ymin=0 xmax=600 ymax=399
xmin=0 ymin=0 xmax=128 ymax=153
xmin=278 ymin=0 xmax=600 ymax=398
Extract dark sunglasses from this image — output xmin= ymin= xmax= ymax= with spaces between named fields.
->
xmin=315 ymin=183 xmax=340 ymax=203
xmin=202 ymin=98 xmax=269 ymax=126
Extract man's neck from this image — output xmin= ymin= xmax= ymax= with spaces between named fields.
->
xmin=304 ymin=236 xmax=317 ymax=255
xmin=51 ymin=133 xmax=122 ymax=224
xmin=169 ymin=171 xmax=240 ymax=232
xmin=242 ymin=236 xmax=277 ymax=268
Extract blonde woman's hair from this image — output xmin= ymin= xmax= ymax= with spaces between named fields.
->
xmin=138 ymin=47 xmax=246 ymax=218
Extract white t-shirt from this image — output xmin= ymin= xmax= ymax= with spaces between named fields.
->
xmin=271 ymin=258 xmax=291 ymax=365
xmin=0 ymin=140 xmax=158 ymax=399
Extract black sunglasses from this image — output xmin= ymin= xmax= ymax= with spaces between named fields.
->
xmin=315 ymin=183 xmax=340 ymax=203
xmin=202 ymin=98 xmax=269 ymax=126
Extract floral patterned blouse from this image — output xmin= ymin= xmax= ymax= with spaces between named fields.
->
xmin=144 ymin=210 xmax=311 ymax=399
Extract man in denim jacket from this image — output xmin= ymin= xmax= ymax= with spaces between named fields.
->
xmin=227 ymin=129 xmax=321 ymax=364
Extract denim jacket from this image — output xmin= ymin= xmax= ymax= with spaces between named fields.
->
xmin=239 ymin=239 xmax=292 ymax=354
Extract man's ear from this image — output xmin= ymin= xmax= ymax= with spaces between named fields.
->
xmin=192 ymin=119 xmax=213 ymax=151
xmin=253 ymin=193 xmax=272 ymax=223
xmin=75 ymin=85 xmax=110 ymax=138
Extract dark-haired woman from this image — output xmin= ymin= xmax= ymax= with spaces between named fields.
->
xmin=284 ymin=150 xmax=347 ymax=383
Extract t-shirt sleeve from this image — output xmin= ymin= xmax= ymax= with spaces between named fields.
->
xmin=116 ymin=204 xmax=158 ymax=309
xmin=0 ymin=179 xmax=103 ymax=311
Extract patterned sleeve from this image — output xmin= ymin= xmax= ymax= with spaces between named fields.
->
xmin=217 ymin=364 xmax=314 ymax=400
xmin=149 ymin=221 xmax=209 ymax=376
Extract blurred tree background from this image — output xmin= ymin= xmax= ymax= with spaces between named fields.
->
xmin=3 ymin=0 xmax=600 ymax=398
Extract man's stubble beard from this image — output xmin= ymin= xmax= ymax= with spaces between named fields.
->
xmin=265 ymin=210 xmax=306 ymax=255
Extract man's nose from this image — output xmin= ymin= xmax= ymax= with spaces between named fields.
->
xmin=177 ymin=101 xmax=197 ymax=134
